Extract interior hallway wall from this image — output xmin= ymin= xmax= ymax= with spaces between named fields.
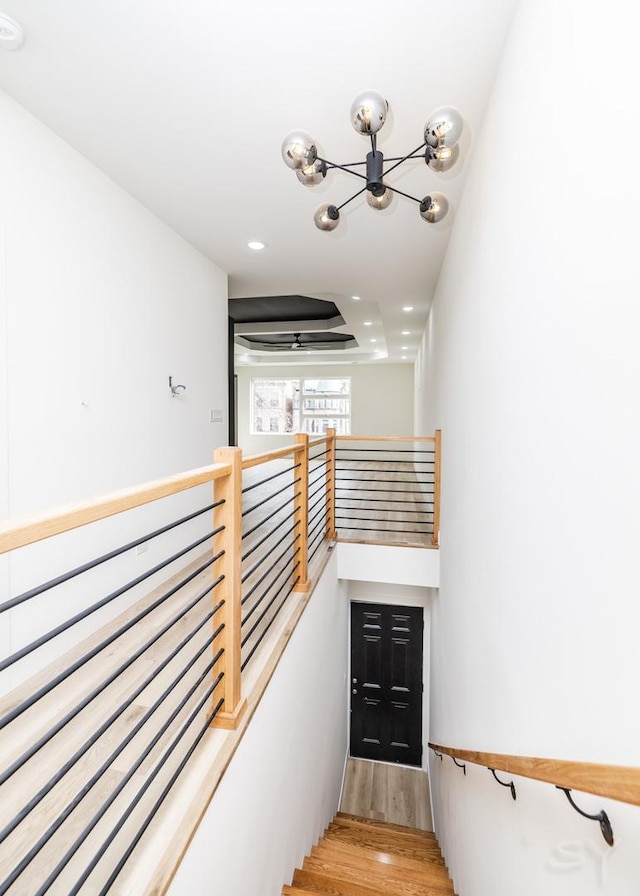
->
xmin=0 ymin=88 xmax=229 ymax=689
xmin=415 ymin=1 xmax=640 ymax=893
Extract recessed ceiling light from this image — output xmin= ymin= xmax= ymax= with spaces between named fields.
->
xmin=401 ymin=345 xmax=408 ymax=350
xmin=370 ymin=339 xmax=377 ymax=343
xmin=351 ymin=295 xmax=361 ymax=301
xmin=0 ymin=13 xmax=24 ymax=50
xmin=363 ymin=320 xmax=372 ymax=326
xmin=402 ymin=330 xmax=410 ymax=336
xmin=401 ymin=355 xmax=407 ymax=360
xmin=402 ymin=306 xmax=414 ymax=312
xmin=247 ymin=240 xmax=266 ymax=250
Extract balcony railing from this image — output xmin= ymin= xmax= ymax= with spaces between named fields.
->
xmin=0 ymin=429 xmax=440 ymax=893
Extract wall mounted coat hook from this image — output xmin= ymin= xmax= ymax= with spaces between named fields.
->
xmin=169 ymin=376 xmax=186 ymax=397
xmin=452 ymin=757 xmax=467 ymax=775
xmin=489 ymin=768 xmax=516 ymax=800
xmin=556 ymin=787 xmax=614 ymax=847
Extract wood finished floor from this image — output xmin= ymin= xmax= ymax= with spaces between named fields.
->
xmin=340 ymin=758 xmax=434 ymax=832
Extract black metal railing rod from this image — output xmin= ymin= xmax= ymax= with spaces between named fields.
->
xmin=0 ymin=604 xmax=223 ymax=846
xmin=308 ymin=468 xmax=328 ymax=489
xmin=335 ymin=468 xmax=433 ymax=478
xmin=241 ymin=515 xmax=301 ymax=563
xmin=308 ymin=493 xmax=327 ymax=517
xmin=335 ymin=495 xmax=432 ymax=504
xmin=308 ymin=479 xmax=327 ymax=501
xmin=337 ymin=447 xmax=434 ymax=454
xmin=335 ymin=505 xmax=429 ymax=516
xmin=32 ymin=666 xmax=225 ymax=896
xmin=242 ymin=558 xmax=301 ymax=647
xmin=308 ymin=529 xmax=327 ymax=561
xmin=309 ymin=448 xmax=330 ymax=459
xmin=0 ymin=579 xmax=224 ymax=789
xmin=308 ymin=501 xmax=327 ymax=531
xmin=336 ymin=524 xmax=431 ymax=534
xmin=242 ymin=476 xmax=301 ymax=518
xmin=336 ymin=485 xmax=434 ymax=494
xmin=242 ymin=549 xmax=300 ymax=630
xmin=0 ymin=526 xmax=222 ymax=674
xmin=308 ymin=512 xmax=327 ymax=542
xmin=241 ymin=534 xmax=301 ymax=609
xmin=241 ymin=462 xmax=300 ymax=494
xmin=98 ymin=695 xmax=225 ymax=895
xmin=0 ymin=551 xmax=219 ymax=732
xmin=335 ymin=512 xmax=430 ymax=526
xmin=0 ymin=500 xmax=223 ymax=616
xmin=241 ymin=574 xmax=301 ymax=671
xmin=241 ymin=522 xmax=298 ymax=585
xmin=242 ymin=489 xmax=301 ymax=541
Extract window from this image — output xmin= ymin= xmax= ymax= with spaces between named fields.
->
xmin=250 ymin=377 xmax=350 ymax=435
xmin=250 ymin=379 xmax=300 ymax=434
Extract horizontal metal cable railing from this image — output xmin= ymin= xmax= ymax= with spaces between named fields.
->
xmin=333 ymin=433 xmax=441 ymax=546
xmin=0 ymin=429 xmax=439 ymax=892
xmin=0 ymin=464 xmax=232 ymax=894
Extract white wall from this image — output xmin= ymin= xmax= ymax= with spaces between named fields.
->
xmin=0 ymin=89 xmax=229 ymax=689
xmin=168 ymin=552 xmax=349 ymax=896
xmin=235 ymin=362 xmax=414 ymax=456
xmin=416 ymin=1 xmax=640 ymax=893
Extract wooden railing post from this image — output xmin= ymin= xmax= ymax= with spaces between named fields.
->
xmin=432 ymin=429 xmax=442 ymax=547
xmin=210 ymin=446 xmax=247 ymax=729
xmin=293 ymin=434 xmax=309 ymax=591
xmin=326 ymin=427 xmax=337 ymax=540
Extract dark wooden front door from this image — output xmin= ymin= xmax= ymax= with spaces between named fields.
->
xmin=350 ymin=602 xmax=423 ymax=767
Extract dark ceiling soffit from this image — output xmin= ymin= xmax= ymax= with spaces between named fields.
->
xmin=228 ymin=294 xmax=341 ymax=324
xmin=234 ymin=314 xmax=345 ymax=335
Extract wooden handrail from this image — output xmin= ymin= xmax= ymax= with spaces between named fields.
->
xmin=241 ymin=444 xmax=303 ymax=470
xmin=0 ymin=463 xmax=232 ymax=555
xmin=335 ymin=435 xmax=435 ymax=443
xmin=428 ymin=742 xmax=640 ymax=807
xmin=308 ymin=436 xmax=330 ymax=449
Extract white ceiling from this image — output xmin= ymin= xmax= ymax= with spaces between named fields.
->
xmin=0 ymin=0 xmax=517 ymax=365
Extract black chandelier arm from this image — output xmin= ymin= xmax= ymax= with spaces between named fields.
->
xmin=335 ymin=186 xmax=369 ymax=212
xmin=381 ymin=140 xmax=428 ymax=178
xmin=316 ymin=156 xmax=368 ymax=178
xmin=383 ymin=183 xmax=423 ymax=204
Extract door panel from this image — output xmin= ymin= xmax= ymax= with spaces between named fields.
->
xmin=350 ymin=602 xmax=423 ymax=766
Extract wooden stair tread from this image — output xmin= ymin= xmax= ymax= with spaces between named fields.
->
xmin=336 ymin=812 xmax=436 ymax=840
xmin=309 ymin=845 xmax=452 ymax=888
xmin=303 ymin=855 xmax=454 ymax=895
xmin=295 ymin=866 xmax=449 ymax=896
xmin=326 ymin=822 xmax=444 ymax=861
xmin=283 ymin=814 xmax=455 ymax=896
xmin=314 ymin=837 xmax=449 ymax=876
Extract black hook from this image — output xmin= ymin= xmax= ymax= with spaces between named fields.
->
xmin=556 ymin=787 xmax=614 ymax=847
xmin=489 ymin=768 xmax=516 ymax=800
xmin=452 ymin=757 xmax=466 ymax=775
xmin=432 ymin=748 xmax=443 ymax=761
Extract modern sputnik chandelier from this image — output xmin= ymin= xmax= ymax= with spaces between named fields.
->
xmin=281 ymin=90 xmax=463 ymax=231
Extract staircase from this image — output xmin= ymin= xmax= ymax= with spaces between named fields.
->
xmin=283 ymin=811 xmax=456 ymax=895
